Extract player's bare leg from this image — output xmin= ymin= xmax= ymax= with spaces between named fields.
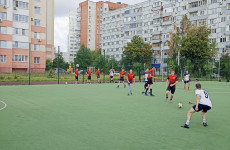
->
xmin=202 ymin=111 xmax=208 ymax=126
xmin=181 ymin=108 xmax=196 ymax=128
xmin=184 ymin=83 xmax=186 ymax=90
xmin=188 ymin=82 xmax=190 ymax=90
xmin=165 ymin=91 xmax=169 ymax=101
xmin=117 ymin=81 xmax=120 ymax=88
xmin=170 ymin=94 xmax=174 ymax=103
xmin=123 ymin=81 xmax=126 ymax=88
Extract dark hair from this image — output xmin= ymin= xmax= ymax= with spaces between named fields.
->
xmin=196 ymin=83 xmax=201 ymax=89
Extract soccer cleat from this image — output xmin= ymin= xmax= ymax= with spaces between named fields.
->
xmin=181 ymin=124 xmax=189 ymax=128
xmin=142 ymin=91 xmax=145 ymax=94
xmin=165 ymin=98 xmax=168 ymax=102
xmin=150 ymin=94 xmax=155 ymax=96
xmin=169 ymin=99 xmax=172 ymax=103
xmin=128 ymin=93 xmax=130 ymax=96
xmin=203 ymin=122 xmax=208 ymax=127
xmin=117 ymin=86 xmax=119 ymax=88
xmin=131 ymin=93 xmax=132 ymax=95
xmin=145 ymin=93 xmax=149 ymax=96
xmin=188 ymin=87 xmax=190 ymax=91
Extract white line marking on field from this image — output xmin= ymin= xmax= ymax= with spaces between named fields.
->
xmin=0 ymin=101 xmax=7 ymax=111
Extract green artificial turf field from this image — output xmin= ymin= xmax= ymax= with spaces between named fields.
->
xmin=0 ymin=81 xmax=229 ymax=150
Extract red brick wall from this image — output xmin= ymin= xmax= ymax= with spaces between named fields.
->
xmin=80 ymin=1 xmax=88 ymax=47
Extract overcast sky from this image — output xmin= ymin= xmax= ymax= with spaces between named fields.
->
xmin=54 ymin=0 xmax=145 ymax=52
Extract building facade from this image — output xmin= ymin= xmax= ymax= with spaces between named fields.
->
xmin=0 ymin=0 xmax=54 ymax=73
xmin=77 ymin=0 xmax=127 ymax=51
xmin=101 ymin=0 xmax=230 ymax=73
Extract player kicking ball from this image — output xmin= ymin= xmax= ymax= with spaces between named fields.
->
xmin=127 ymin=69 xmax=135 ymax=96
xmin=181 ymin=83 xmax=212 ymax=128
xmin=117 ymin=69 xmax=126 ymax=88
xmin=142 ymin=69 xmax=149 ymax=94
xmin=184 ymin=70 xmax=190 ymax=90
xmin=165 ymin=70 xmax=178 ymax=103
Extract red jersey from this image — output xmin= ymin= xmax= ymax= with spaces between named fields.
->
xmin=148 ymin=69 xmax=154 ymax=79
xmin=168 ymin=75 xmax=178 ymax=87
xmin=75 ymin=70 xmax=78 ymax=77
xmin=96 ymin=70 xmax=100 ymax=76
xmin=128 ymin=73 xmax=135 ymax=82
xmin=87 ymin=71 xmax=92 ymax=76
xmin=120 ymin=71 xmax=125 ymax=77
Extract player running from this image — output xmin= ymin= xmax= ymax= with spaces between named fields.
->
xmin=86 ymin=69 xmax=92 ymax=84
xmin=96 ymin=68 xmax=101 ymax=83
xmin=75 ymin=68 xmax=79 ymax=84
xmin=165 ymin=70 xmax=178 ymax=103
xmin=181 ymin=83 xmax=212 ymax=128
xmin=184 ymin=70 xmax=190 ymax=90
xmin=145 ymin=67 xmax=156 ymax=96
xmin=127 ymin=69 xmax=135 ymax=96
xmin=142 ymin=69 xmax=149 ymax=94
xmin=117 ymin=69 xmax=126 ymax=88
xmin=110 ymin=69 xmax=114 ymax=83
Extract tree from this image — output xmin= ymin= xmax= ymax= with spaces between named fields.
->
xmin=123 ymin=36 xmax=153 ymax=68
xmin=52 ymin=54 xmax=69 ymax=70
xmin=74 ymin=45 xmax=92 ymax=70
xmin=46 ymin=60 xmax=53 ymax=71
xmin=220 ymin=54 xmax=230 ymax=80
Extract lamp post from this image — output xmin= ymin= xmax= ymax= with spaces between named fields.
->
xmin=103 ymin=49 xmax=105 ymax=83
xmin=58 ymin=46 xmax=60 ymax=84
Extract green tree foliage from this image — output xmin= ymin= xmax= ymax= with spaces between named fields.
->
xmin=46 ymin=60 xmax=53 ymax=71
xmin=220 ymin=54 xmax=230 ymax=80
xmin=74 ymin=45 xmax=92 ymax=70
xmin=53 ymin=54 xmax=69 ymax=70
xmin=123 ymin=36 xmax=153 ymax=68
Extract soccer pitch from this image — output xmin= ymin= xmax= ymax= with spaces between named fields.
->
xmin=0 ymin=82 xmax=229 ymax=150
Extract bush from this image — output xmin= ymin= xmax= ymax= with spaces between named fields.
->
xmin=47 ymin=69 xmax=54 ymax=78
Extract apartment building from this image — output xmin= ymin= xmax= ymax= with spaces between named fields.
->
xmin=101 ymin=0 xmax=230 ymax=73
xmin=77 ymin=0 xmax=127 ymax=51
xmin=0 ymin=0 xmax=54 ymax=73
xmin=68 ymin=11 xmax=78 ymax=63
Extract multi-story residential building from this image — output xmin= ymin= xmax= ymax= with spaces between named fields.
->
xmin=0 ymin=0 xmax=54 ymax=73
xmin=68 ymin=11 xmax=78 ymax=63
xmin=77 ymin=0 xmax=127 ymax=51
xmin=101 ymin=0 xmax=230 ymax=73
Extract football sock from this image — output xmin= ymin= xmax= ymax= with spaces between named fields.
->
xmin=150 ymin=89 xmax=152 ymax=94
xmin=203 ymin=119 xmax=206 ymax=123
xmin=186 ymin=120 xmax=190 ymax=125
xmin=145 ymin=88 xmax=148 ymax=93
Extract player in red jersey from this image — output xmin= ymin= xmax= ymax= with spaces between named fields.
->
xmin=117 ymin=69 xmax=126 ymax=88
xmin=165 ymin=70 xmax=178 ymax=103
xmin=127 ymin=69 xmax=135 ymax=96
xmin=96 ymin=69 xmax=101 ymax=83
xmin=75 ymin=68 xmax=79 ymax=84
xmin=145 ymin=67 xmax=156 ymax=96
xmin=86 ymin=69 xmax=92 ymax=84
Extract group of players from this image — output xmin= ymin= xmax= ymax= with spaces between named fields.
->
xmin=74 ymin=67 xmax=212 ymax=129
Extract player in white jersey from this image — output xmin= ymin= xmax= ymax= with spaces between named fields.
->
xmin=184 ymin=70 xmax=190 ymax=90
xmin=110 ymin=69 xmax=114 ymax=83
xmin=181 ymin=83 xmax=212 ymax=128
xmin=142 ymin=69 xmax=149 ymax=94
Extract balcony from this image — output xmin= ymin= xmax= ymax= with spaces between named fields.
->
xmin=190 ymin=15 xmax=208 ymax=21
xmin=152 ymin=39 xmax=161 ymax=43
xmin=152 ymin=31 xmax=161 ymax=35
xmin=188 ymin=5 xmax=207 ymax=12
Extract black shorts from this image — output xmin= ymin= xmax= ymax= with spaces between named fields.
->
xmin=184 ymin=80 xmax=190 ymax=84
xmin=193 ymin=104 xmax=211 ymax=112
xmin=88 ymin=76 xmax=91 ymax=80
xmin=120 ymin=77 xmax=124 ymax=81
xmin=166 ymin=86 xmax=176 ymax=94
xmin=128 ymin=80 xmax=133 ymax=84
xmin=144 ymin=81 xmax=148 ymax=88
xmin=75 ymin=76 xmax=78 ymax=80
xmin=110 ymin=76 xmax=114 ymax=79
xmin=97 ymin=75 xmax=100 ymax=79
xmin=147 ymin=78 xmax=153 ymax=84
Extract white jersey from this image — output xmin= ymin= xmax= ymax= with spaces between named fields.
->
xmin=184 ymin=73 xmax=190 ymax=81
xmin=110 ymin=71 xmax=114 ymax=76
xmin=144 ymin=72 xmax=148 ymax=81
xmin=195 ymin=89 xmax=212 ymax=107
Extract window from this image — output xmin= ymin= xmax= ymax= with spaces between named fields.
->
xmin=13 ymin=14 xmax=28 ymax=22
xmin=17 ymin=1 xmax=28 ymax=9
xmin=211 ymin=29 xmax=216 ymax=33
xmin=0 ymin=0 xmax=6 ymax=6
xmin=34 ymin=19 xmax=40 ymax=26
xmin=34 ymin=32 xmax=40 ymax=39
xmin=12 ymin=41 xmax=29 ymax=49
xmin=0 ymin=41 xmax=7 ymax=48
xmin=22 ymin=29 xmax=25 ymax=35
xmin=35 ymin=0 xmax=40 ymax=1
xmin=221 ymin=17 xmax=226 ymax=22
xmin=34 ymin=7 xmax=40 ymax=14
xmin=0 ymin=55 xmax=6 ymax=63
xmin=182 ymin=6 xmax=186 ymax=10
xmin=210 ymin=19 xmax=215 ymax=24
xmin=0 ymin=27 xmax=6 ymax=34
xmin=220 ymin=38 xmax=226 ymax=43
xmin=12 ymin=55 xmax=28 ymax=62
xmin=228 ymin=4 xmax=230 ymax=10
xmin=34 ymin=57 xmax=40 ymax=64
xmin=34 ymin=45 xmax=40 ymax=51
xmin=211 ymin=0 xmax=218 ymax=4
xmin=0 ymin=12 xmax=6 ymax=20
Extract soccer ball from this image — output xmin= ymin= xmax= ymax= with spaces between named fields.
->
xmin=65 ymin=82 xmax=68 ymax=85
xmin=76 ymin=64 xmax=79 ymax=68
xmin=178 ymin=103 xmax=183 ymax=108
